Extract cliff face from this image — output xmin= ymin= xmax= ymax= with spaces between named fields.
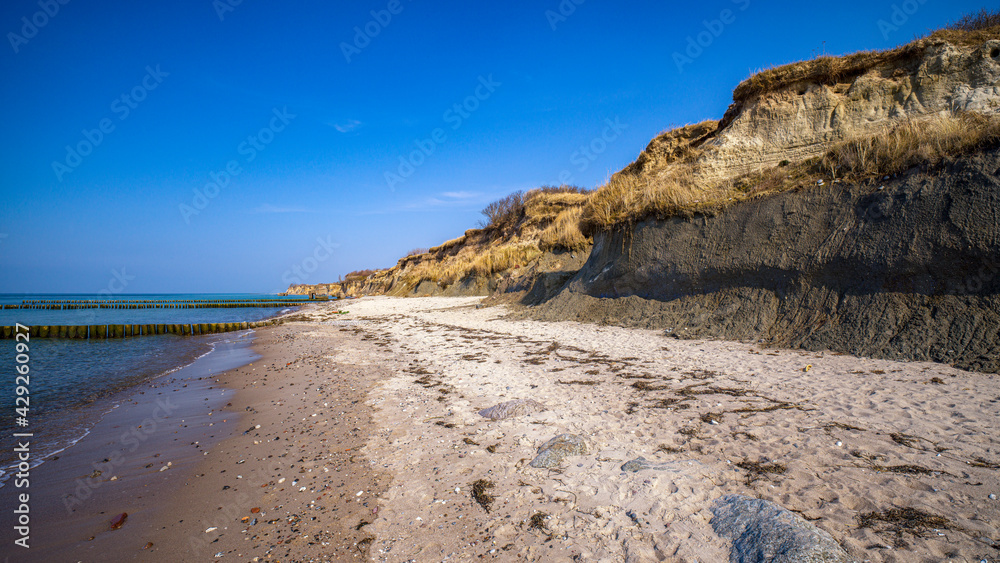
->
xmin=285 ymin=189 xmax=592 ymax=298
xmin=286 ymin=31 xmax=1000 ymax=371
xmin=696 ymin=39 xmax=1000 ymax=182
xmin=527 ymin=149 xmax=1000 ymax=372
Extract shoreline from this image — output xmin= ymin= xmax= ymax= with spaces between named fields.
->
xmin=0 ymin=333 xmax=224 ymax=487
xmin=2 ymin=331 xmax=259 ymax=561
xmin=130 ymin=312 xmax=393 ymax=561
xmin=0 ymin=302 xmax=309 ymax=486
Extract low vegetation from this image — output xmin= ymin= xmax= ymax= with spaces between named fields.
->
xmin=582 ymin=111 xmax=1000 ymax=231
xmin=732 ymin=9 xmax=1000 ymax=103
xmin=342 ymin=269 xmax=378 ymax=282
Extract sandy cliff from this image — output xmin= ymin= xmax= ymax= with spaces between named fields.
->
xmin=288 ymin=28 xmax=1000 ymax=371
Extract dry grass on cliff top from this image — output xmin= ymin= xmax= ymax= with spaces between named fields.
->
xmin=392 ymin=188 xmax=591 ymax=288
xmin=397 ymin=241 xmax=543 ymax=288
xmin=583 ymin=112 xmax=1000 ymax=230
xmin=733 ymin=15 xmax=1000 ymax=103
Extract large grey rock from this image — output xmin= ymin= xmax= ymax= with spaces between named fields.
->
xmin=529 ymin=434 xmax=587 ymax=468
xmin=711 ymin=495 xmax=854 ymax=563
xmin=478 ymin=399 xmax=546 ymax=420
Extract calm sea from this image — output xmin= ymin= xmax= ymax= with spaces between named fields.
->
xmin=0 ymin=293 xmax=309 ymax=484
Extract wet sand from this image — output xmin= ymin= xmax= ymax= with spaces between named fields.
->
xmin=4 ymin=332 xmax=257 ymax=562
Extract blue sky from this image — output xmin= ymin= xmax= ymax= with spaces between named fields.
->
xmin=0 ymin=0 xmax=988 ymax=293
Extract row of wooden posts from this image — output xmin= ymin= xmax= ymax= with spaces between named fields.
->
xmin=19 ymin=298 xmax=327 ymax=304
xmin=3 ymin=302 xmax=316 ymax=310
xmin=0 ymin=319 xmax=283 ymax=339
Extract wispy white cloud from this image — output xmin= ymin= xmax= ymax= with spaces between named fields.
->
xmin=440 ymin=191 xmax=479 ymax=199
xmin=331 ymin=119 xmax=362 ymax=133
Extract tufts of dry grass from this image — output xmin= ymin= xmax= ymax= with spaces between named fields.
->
xmin=583 ymin=112 xmax=1000 ymax=230
xmin=343 ymin=269 xmax=379 ymax=282
xmin=469 ymin=242 xmax=543 ymax=277
xmin=525 ymin=191 xmax=590 ymax=225
xmin=539 ymin=206 xmax=589 ymax=251
xmin=583 ymin=164 xmax=715 ymax=231
xmin=733 ymin=14 xmax=1000 ymax=103
xmin=821 ymin=112 xmax=1000 ymax=180
xmin=947 ymin=7 xmax=1000 ymax=33
xmin=429 ymin=234 xmax=469 ymax=254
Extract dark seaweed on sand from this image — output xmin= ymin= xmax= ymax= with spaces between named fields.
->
xmin=736 ymin=460 xmax=787 ymax=485
xmin=528 ymin=512 xmax=549 ymax=531
xmin=471 ymin=479 xmax=496 ymax=513
xmin=858 ymin=507 xmax=950 ymax=546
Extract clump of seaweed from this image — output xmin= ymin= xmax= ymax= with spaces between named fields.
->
xmin=736 ymin=459 xmax=787 ymax=485
xmin=851 ymin=450 xmax=887 ymax=463
xmin=732 ymin=401 xmax=800 ymax=414
xmin=970 ymin=457 xmax=1000 ymax=469
xmin=658 ymin=444 xmax=685 ymax=453
xmin=463 ymin=437 xmax=480 ymax=445
xmin=355 ymin=520 xmax=370 ymax=531
xmin=678 ymin=426 xmax=700 ymax=437
xmin=890 ymin=432 xmax=923 ymax=448
xmin=700 ymin=412 xmax=724 ymax=424
xmin=858 ymin=507 xmax=950 ymax=546
xmin=471 ymin=479 xmax=496 ymax=513
xmin=651 ymin=397 xmax=690 ymax=409
xmin=528 ymin=512 xmax=549 ymax=531
xmin=826 ymin=422 xmax=864 ymax=432
xmin=871 ymin=464 xmax=939 ymax=476
xmin=632 ymin=381 xmax=667 ymax=391
xmin=557 ymin=379 xmax=599 ymax=386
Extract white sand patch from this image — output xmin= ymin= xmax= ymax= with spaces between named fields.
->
xmin=304 ymin=296 xmax=999 ymax=562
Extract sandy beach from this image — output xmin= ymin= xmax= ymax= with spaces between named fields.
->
xmin=15 ymin=296 xmax=999 ymax=562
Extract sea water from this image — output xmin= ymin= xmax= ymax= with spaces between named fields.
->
xmin=0 ymin=293 xmax=309 ymax=484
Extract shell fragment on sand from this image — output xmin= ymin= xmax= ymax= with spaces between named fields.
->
xmin=529 ymin=433 xmax=588 ymax=468
xmin=477 ymin=398 xmax=546 ymax=420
